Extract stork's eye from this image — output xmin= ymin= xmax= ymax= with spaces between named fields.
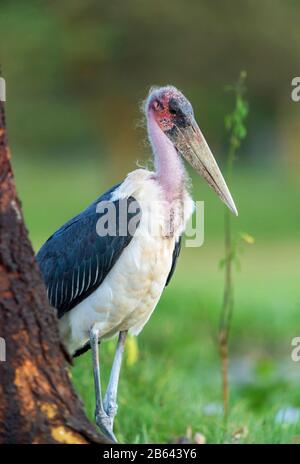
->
xmin=168 ymin=98 xmax=180 ymax=115
xmin=152 ymin=100 xmax=161 ymax=111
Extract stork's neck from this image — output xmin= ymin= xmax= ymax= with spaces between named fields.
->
xmin=147 ymin=111 xmax=186 ymax=202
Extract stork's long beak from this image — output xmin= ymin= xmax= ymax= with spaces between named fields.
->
xmin=171 ymin=118 xmax=238 ymax=216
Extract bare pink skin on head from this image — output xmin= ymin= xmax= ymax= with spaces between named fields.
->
xmin=145 ymin=86 xmax=187 ymax=202
xmin=146 ymin=85 xmax=191 ymax=131
xmin=145 ymin=85 xmax=238 ymax=216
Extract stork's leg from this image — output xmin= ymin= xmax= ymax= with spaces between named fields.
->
xmin=89 ymin=326 xmax=117 ymax=442
xmin=103 ymin=330 xmax=128 ymax=431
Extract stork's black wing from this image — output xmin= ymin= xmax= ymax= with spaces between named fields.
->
xmin=36 ymin=184 xmax=141 ymax=319
xmin=165 ymin=236 xmax=182 ymax=286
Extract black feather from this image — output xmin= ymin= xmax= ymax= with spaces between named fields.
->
xmin=36 ymin=183 xmax=141 ymax=319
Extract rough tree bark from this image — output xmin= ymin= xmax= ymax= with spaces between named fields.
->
xmin=0 ymin=99 xmax=108 ymax=444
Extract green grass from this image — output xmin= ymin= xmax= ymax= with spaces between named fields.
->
xmin=70 ymin=242 xmax=300 ymax=444
xmin=14 ymin=158 xmax=300 ymax=444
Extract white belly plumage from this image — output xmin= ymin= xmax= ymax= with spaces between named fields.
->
xmin=59 ymin=169 xmax=194 ymax=355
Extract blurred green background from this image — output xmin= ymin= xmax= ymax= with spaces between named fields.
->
xmin=1 ymin=0 xmax=300 ymax=443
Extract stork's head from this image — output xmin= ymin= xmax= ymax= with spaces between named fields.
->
xmin=145 ymin=85 xmax=238 ymax=216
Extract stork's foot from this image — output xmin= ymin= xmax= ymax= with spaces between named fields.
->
xmin=96 ymin=396 xmax=118 ymax=442
xmin=95 ymin=409 xmax=118 ymax=443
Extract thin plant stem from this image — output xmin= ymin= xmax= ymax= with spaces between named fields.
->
xmin=218 ymin=71 xmax=248 ymax=428
xmin=219 ymin=146 xmax=235 ymax=423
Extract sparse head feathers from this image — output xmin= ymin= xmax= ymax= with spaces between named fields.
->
xmin=143 ymin=85 xmax=189 ymax=114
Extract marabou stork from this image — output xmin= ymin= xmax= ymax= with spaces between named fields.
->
xmin=37 ymin=86 xmax=237 ymax=442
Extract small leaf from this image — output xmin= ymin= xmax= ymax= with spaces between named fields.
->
xmin=235 ymin=123 xmax=247 ymax=140
xmin=241 ymin=232 xmax=255 ymax=245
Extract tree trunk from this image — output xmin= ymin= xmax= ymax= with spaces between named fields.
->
xmin=0 ymin=100 xmax=108 ymax=444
